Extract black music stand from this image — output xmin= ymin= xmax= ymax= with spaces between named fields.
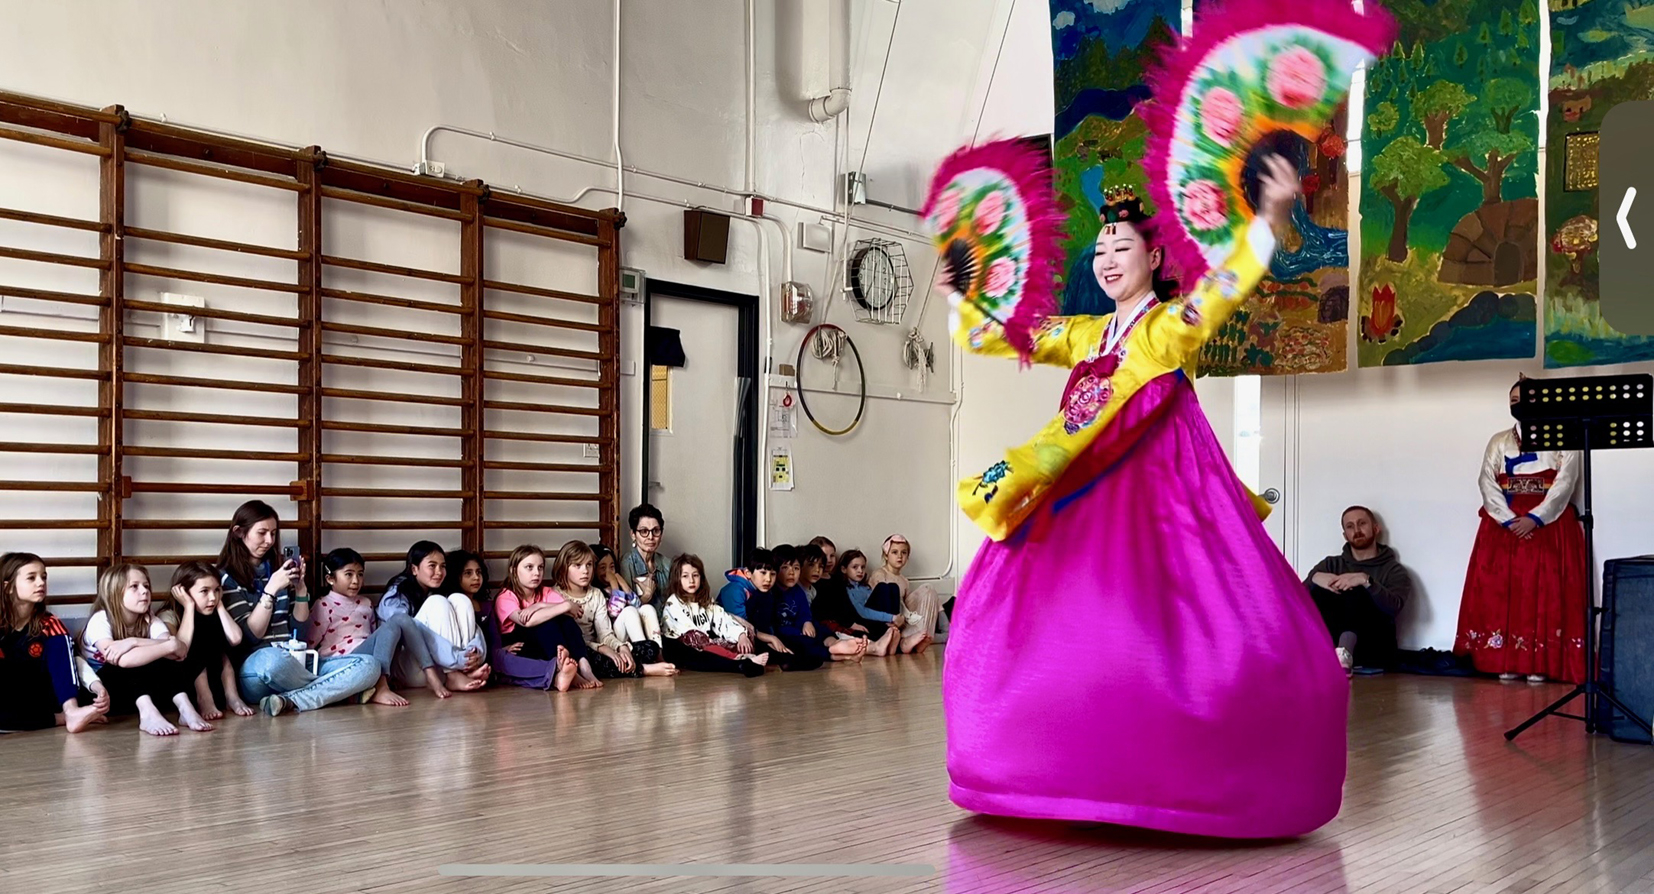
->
xmin=1506 ymin=373 xmax=1654 ymax=741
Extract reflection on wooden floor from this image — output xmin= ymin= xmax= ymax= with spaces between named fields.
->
xmin=5 ymin=649 xmax=1653 ymax=893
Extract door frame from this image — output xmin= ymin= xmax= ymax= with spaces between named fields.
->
xmin=641 ymin=280 xmax=760 ymax=570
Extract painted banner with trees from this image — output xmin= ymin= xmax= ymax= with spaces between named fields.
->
xmin=1357 ymin=0 xmax=1541 ymax=366
xmin=1188 ymin=9 xmax=1352 ymax=377
xmin=1543 ymin=0 xmax=1654 ymax=368
xmin=1050 ymin=0 xmax=1180 ymax=318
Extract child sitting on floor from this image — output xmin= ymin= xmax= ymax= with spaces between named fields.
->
xmin=309 ymin=548 xmax=453 ymax=705
xmin=0 ymin=552 xmax=108 ymax=733
xmin=496 ymin=544 xmax=602 ymax=692
xmin=772 ymin=546 xmax=865 ymax=664
xmin=167 ymin=561 xmax=254 ymax=720
xmin=83 ymin=563 xmax=212 ymax=736
xmin=553 ymin=540 xmax=677 ymax=679
xmin=663 ymin=554 xmax=768 ymax=677
xmin=868 ymin=535 xmax=937 ymax=654
xmin=813 ymin=549 xmax=899 ymax=657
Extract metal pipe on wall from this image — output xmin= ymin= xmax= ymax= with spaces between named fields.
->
xmin=613 ymin=0 xmax=625 ymax=211
xmin=807 ymin=0 xmax=853 ymax=123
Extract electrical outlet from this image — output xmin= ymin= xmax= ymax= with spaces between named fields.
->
xmin=583 ymin=444 xmax=601 ymax=459
xmin=162 ymin=292 xmax=206 ymax=344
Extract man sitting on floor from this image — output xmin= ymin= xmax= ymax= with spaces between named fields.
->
xmin=1305 ymin=505 xmax=1414 ymax=675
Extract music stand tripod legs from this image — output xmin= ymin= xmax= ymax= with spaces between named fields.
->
xmin=1505 ymin=373 xmax=1653 ymax=742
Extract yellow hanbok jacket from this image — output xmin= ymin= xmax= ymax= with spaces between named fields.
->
xmin=955 ymin=223 xmax=1277 ymax=541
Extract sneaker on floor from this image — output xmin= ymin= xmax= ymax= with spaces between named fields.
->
xmin=1336 ymin=647 xmax=1354 ymax=676
xmin=1527 ymin=674 xmax=1546 ymax=684
xmin=1499 ymin=672 xmax=1520 ymax=681
xmin=259 ymin=695 xmax=290 ymax=717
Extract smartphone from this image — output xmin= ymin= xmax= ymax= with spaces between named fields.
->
xmin=282 ymin=546 xmax=299 ymax=567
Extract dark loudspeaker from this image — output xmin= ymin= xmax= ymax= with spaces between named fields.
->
xmin=1596 ymin=556 xmax=1654 ymax=743
xmin=684 ymin=209 xmax=730 ymax=264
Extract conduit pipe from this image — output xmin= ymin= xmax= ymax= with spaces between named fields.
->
xmin=612 ymin=0 xmax=624 ymax=211
xmin=807 ymin=0 xmax=853 ymax=122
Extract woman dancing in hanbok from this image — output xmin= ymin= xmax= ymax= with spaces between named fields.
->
xmin=930 ymin=1 xmax=1394 ymax=838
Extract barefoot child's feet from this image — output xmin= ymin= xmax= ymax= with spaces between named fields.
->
xmin=424 ymin=667 xmax=453 ymax=699
xmin=63 ymin=702 xmax=107 ymax=734
xmin=173 ymin=694 xmax=215 ymax=731
xmin=553 ymin=656 xmax=580 ymax=692
xmin=642 ymin=662 xmax=679 ymax=676
xmin=445 ymin=668 xmax=485 ymax=691
xmin=369 ymin=677 xmax=410 ymax=707
xmin=829 ymin=638 xmax=867 ymax=661
xmin=576 ymin=660 xmax=603 ymax=689
xmin=137 ymin=698 xmax=180 ymax=737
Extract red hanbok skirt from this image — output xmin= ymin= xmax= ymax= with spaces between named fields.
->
xmin=1454 ymin=475 xmax=1587 ymax=683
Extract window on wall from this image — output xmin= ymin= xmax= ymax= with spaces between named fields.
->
xmin=650 ymin=366 xmax=672 ymax=432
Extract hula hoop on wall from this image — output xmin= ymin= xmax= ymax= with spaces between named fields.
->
xmin=793 ymin=323 xmax=866 ymax=437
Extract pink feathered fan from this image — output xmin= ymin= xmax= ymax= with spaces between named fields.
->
xmin=1142 ymin=0 xmax=1397 ymax=284
xmin=923 ymin=139 xmax=1064 ymax=365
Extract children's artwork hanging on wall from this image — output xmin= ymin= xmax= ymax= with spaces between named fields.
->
xmin=1356 ymin=0 xmax=1541 ymax=367
xmin=1195 ymin=103 xmax=1354 ymax=378
xmin=1049 ymin=0 xmax=1181 ymax=318
xmin=1542 ymin=0 xmax=1654 ymax=368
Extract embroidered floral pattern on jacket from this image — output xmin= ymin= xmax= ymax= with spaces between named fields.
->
xmin=972 ymin=461 xmax=1012 ymax=503
xmin=1063 ymin=374 xmax=1113 ymax=435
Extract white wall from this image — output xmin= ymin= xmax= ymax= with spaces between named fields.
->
xmin=0 ymin=0 xmax=1016 ymax=594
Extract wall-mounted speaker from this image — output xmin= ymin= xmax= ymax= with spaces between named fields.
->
xmin=1597 ymin=556 xmax=1654 ymax=742
xmin=684 ymin=209 xmax=730 ymax=264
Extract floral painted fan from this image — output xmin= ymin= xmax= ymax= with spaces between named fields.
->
xmin=1143 ymin=0 xmax=1397 ymax=283
xmin=923 ymin=139 xmax=1064 ymax=364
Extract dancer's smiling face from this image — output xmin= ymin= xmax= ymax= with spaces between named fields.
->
xmin=1092 ymin=221 xmax=1162 ymax=303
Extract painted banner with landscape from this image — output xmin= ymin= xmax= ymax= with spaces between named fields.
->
xmin=1357 ymin=0 xmax=1541 ymax=367
xmin=1543 ymin=0 xmax=1654 ymax=368
xmin=1049 ymin=0 xmax=1180 ymax=317
xmin=1187 ymin=7 xmax=1353 ymax=376
xmin=1198 ymin=106 xmax=1353 ymax=376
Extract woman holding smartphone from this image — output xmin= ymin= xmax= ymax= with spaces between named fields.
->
xmin=217 ymin=500 xmax=379 ymax=716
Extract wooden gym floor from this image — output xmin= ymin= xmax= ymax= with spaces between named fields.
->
xmin=5 ymin=649 xmax=1654 ymax=894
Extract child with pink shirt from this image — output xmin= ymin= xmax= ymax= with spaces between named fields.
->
xmin=308 ymin=548 xmax=450 ymax=705
xmin=495 ymin=544 xmax=601 ymax=692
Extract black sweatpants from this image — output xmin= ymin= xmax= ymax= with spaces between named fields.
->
xmin=587 ymin=639 xmax=664 ymax=678
xmin=770 ymin=632 xmax=828 ymax=671
xmin=663 ymin=637 xmax=765 ymax=677
xmin=1309 ymin=585 xmax=1398 ymax=670
xmin=98 ymin=660 xmax=193 ymax=715
xmin=504 ymin=615 xmax=590 ymax=664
